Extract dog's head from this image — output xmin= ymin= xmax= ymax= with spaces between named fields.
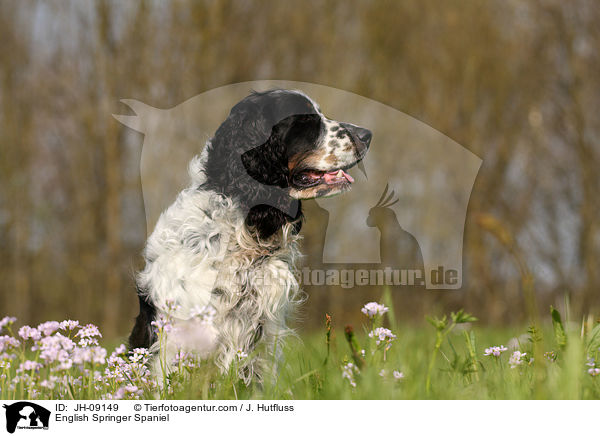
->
xmin=203 ymin=89 xmax=371 ymax=235
xmin=205 ymin=89 xmax=371 ymax=197
xmin=242 ymin=90 xmax=371 ymax=200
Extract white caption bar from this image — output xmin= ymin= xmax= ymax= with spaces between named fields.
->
xmin=1 ymin=400 xmax=597 ymax=435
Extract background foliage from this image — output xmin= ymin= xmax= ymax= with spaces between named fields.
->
xmin=0 ymin=0 xmax=599 ymax=339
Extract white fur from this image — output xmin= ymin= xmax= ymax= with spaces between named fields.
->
xmin=138 ymin=152 xmax=303 ymax=384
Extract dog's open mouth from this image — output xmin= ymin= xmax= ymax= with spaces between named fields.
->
xmin=291 ymin=160 xmax=364 ymax=190
xmin=292 ymin=168 xmax=355 ymax=188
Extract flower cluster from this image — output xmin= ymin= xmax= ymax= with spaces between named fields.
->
xmin=361 ymin=302 xmax=389 ymax=319
xmin=0 ymin=336 xmax=20 ymax=356
xmin=102 ymin=346 xmax=155 ymax=399
xmin=368 ymin=327 xmax=397 ymax=347
xmin=75 ymin=324 xmax=102 ymax=347
xmin=189 ymin=305 xmax=217 ymax=325
xmin=586 ymin=357 xmax=600 ymax=377
xmin=484 ymin=345 xmax=508 ymax=357
xmin=342 ymin=362 xmax=359 ymax=388
xmin=340 ymin=302 xmax=404 ymax=389
xmin=18 ymin=326 xmax=42 ymax=341
xmin=379 ymin=369 xmax=404 ymax=380
xmin=544 ymin=351 xmax=557 ymax=362
xmin=172 ymin=350 xmax=198 ymax=369
xmin=0 ymin=317 xmax=17 ymax=331
xmin=508 ymin=351 xmax=529 ymax=368
xmin=151 ymin=314 xmax=173 ymax=334
xmin=0 ymin=317 xmax=158 ymax=399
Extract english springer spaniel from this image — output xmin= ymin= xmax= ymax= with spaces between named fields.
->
xmin=129 ymin=89 xmax=372 ymax=383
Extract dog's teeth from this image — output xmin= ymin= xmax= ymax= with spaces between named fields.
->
xmin=336 ymin=170 xmax=344 ymax=178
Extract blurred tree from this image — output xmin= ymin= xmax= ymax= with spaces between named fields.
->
xmin=0 ymin=0 xmax=598 ymax=336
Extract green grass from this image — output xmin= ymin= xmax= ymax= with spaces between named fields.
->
xmin=141 ymin=309 xmax=600 ymax=400
xmin=2 ymin=304 xmax=600 ymax=400
xmin=186 ymin=322 xmax=598 ymax=400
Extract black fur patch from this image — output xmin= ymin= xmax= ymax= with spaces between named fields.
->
xmin=128 ymin=290 xmax=157 ymax=350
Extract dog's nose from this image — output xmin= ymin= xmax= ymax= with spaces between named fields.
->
xmin=342 ymin=123 xmax=372 ymax=153
xmin=355 ymin=127 xmax=372 ymax=147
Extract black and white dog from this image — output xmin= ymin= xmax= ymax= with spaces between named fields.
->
xmin=129 ymin=89 xmax=371 ymax=383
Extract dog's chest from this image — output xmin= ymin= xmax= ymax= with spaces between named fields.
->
xmin=155 ymin=227 xmax=300 ymax=358
xmin=212 ymin=231 xmax=301 ymax=312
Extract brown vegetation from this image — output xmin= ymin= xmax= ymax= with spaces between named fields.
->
xmin=0 ymin=0 xmax=598 ymax=337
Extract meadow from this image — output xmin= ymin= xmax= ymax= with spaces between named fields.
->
xmin=1 ymin=293 xmax=599 ymax=401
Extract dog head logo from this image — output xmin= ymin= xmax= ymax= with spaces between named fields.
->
xmin=114 ymin=80 xmax=481 ymax=289
xmin=3 ymin=402 xmax=50 ymax=433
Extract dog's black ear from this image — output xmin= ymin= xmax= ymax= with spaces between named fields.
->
xmin=240 ymin=130 xmax=288 ymax=188
xmin=240 ymin=137 xmax=303 ymax=238
xmin=203 ymin=97 xmax=272 ymax=191
xmin=202 ymin=94 xmax=296 ymax=220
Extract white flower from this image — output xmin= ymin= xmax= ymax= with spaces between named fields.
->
xmin=40 ymin=376 xmax=58 ymax=390
xmin=0 ymin=335 xmax=20 ymax=353
xmin=37 ymin=321 xmax=60 ymax=336
xmin=75 ymin=324 xmax=102 ymax=346
xmin=236 ymin=349 xmax=248 ymax=359
xmin=393 ymin=370 xmax=404 ymax=380
xmin=18 ymin=326 xmax=41 ymax=341
xmin=90 ymin=346 xmax=107 ymax=364
xmin=72 ymin=347 xmax=93 ymax=364
xmin=484 ymin=345 xmax=508 ymax=357
xmin=587 ymin=356 xmax=600 ymax=376
xmin=508 ymin=351 xmax=527 ymax=368
xmin=342 ymin=362 xmax=359 ymax=387
xmin=361 ymin=302 xmax=389 ymax=319
xmin=189 ymin=305 xmax=217 ymax=324
xmin=113 ymin=344 xmax=127 ymax=355
xmin=0 ymin=316 xmax=16 ymax=330
xmin=379 ymin=369 xmax=386 ymax=377
xmin=368 ymin=327 xmax=396 ymax=346
xmin=109 ymin=384 xmax=141 ymax=400
xmin=76 ymin=324 xmax=102 ymax=339
xmin=34 ymin=333 xmax=75 ymax=364
xmin=129 ymin=348 xmax=150 ymax=364
xmin=172 ymin=350 xmax=197 ymax=368
xmin=151 ymin=314 xmax=173 ymax=334
xmin=17 ymin=360 xmax=42 ymax=373
xmin=59 ymin=320 xmax=79 ymax=330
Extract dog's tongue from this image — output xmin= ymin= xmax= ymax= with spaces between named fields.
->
xmin=323 ymin=169 xmax=354 ymax=184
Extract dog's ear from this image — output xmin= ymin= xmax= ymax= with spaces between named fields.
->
xmin=240 ymin=130 xmax=288 ymax=188
xmin=239 ymin=134 xmax=303 ymax=238
xmin=203 ymin=95 xmax=295 ymax=220
xmin=203 ymin=97 xmax=274 ymax=190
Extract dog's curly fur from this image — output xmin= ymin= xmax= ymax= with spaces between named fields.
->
xmin=129 ymin=89 xmax=371 ymax=383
